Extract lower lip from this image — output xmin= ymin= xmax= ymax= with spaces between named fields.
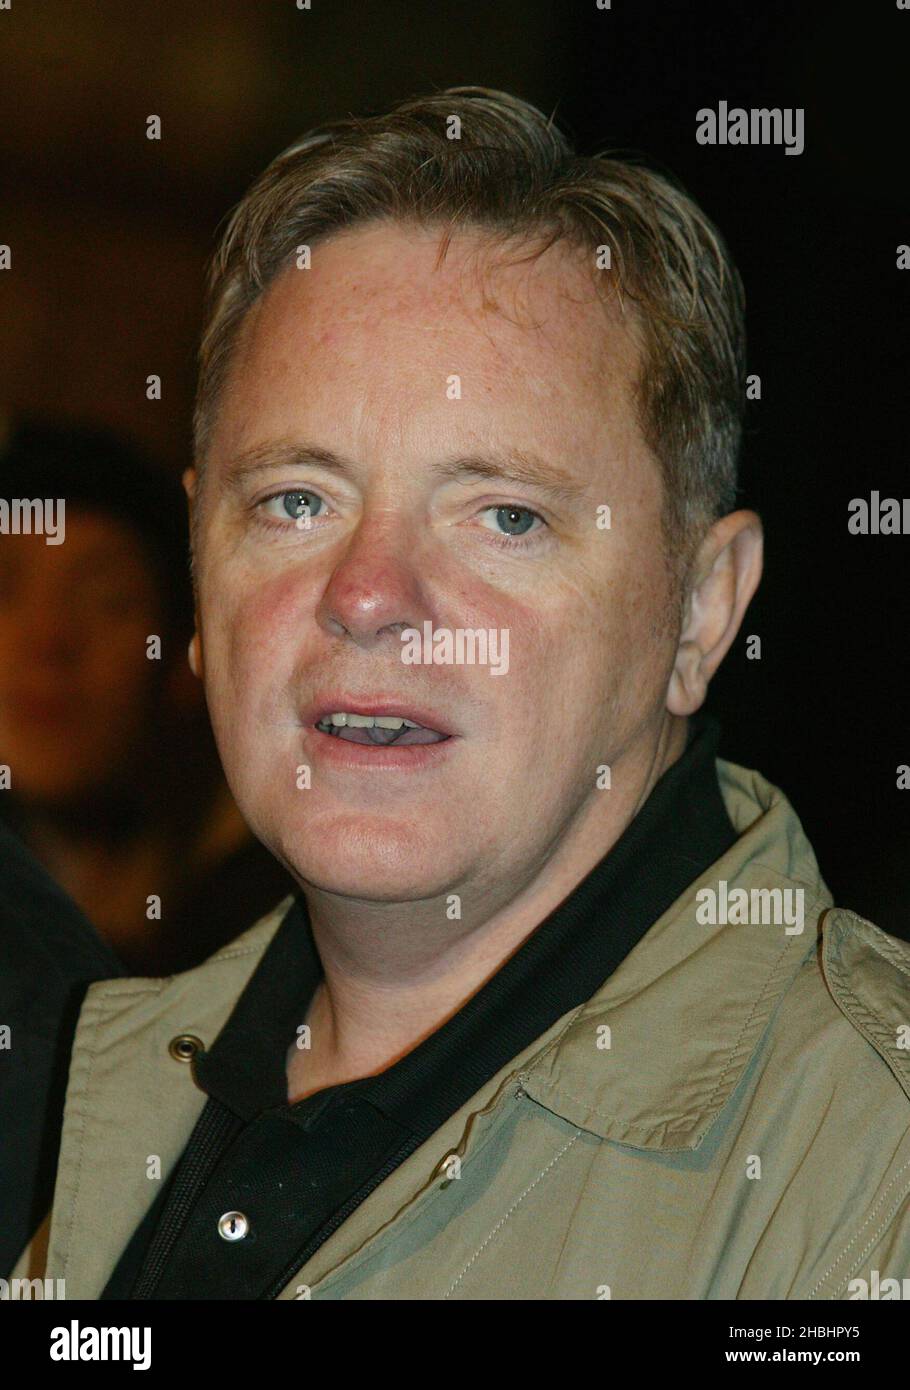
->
xmin=307 ymin=725 xmax=458 ymax=771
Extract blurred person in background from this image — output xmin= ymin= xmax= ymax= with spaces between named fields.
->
xmin=0 ymin=419 xmax=292 ymax=975
xmin=0 ymin=818 xmax=124 ymax=1277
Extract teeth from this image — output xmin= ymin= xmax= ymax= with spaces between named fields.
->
xmin=324 ymin=712 xmax=421 ymax=729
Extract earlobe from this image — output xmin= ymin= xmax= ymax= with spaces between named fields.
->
xmin=667 ymin=639 xmax=708 ymax=716
xmin=188 ymin=632 xmax=201 ymax=678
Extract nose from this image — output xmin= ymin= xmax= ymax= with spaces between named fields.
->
xmin=315 ymin=512 xmax=434 ymax=650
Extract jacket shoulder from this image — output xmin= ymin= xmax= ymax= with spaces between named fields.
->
xmin=821 ymin=908 xmax=910 ymax=1104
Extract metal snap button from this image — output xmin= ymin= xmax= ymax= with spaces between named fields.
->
xmin=168 ymin=1034 xmax=203 ymax=1062
xmin=217 ymin=1211 xmax=249 ymax=1242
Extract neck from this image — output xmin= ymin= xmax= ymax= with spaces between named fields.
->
xmin=289 ymin=713 xmax=687 ymax=1097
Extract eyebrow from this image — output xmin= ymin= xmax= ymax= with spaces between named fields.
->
xmin=222 ymin=441 xmax=591 ymax=506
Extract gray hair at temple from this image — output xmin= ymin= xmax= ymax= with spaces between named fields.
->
xmin=193 ymin=86 xmax=746 ymax=570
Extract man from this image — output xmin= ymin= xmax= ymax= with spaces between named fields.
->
xmin=13 ymin=86 xmax=910 ymax=1299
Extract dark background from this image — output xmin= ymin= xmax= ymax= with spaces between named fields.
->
xmin=1 ymin=0 xmax=907 ymax=934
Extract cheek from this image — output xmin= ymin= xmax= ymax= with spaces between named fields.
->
xmin=537 ymin=546 xmax=675 ymax=730
xmin=598 ymin=564 xmax=678 ymax=722
xmin=203 ymin=567 xmax=314 ymax=719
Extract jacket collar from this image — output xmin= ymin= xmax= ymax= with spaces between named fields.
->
xmin=518 ymin=759 xmax=833 ymax=1149
xmin=821 ymin=907 xmax=910 ymax=1104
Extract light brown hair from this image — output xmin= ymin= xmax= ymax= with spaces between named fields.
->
xmin=194 ymin=86 xmax=746 ymax=562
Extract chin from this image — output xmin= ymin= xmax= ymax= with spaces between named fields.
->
xmin=291 ymin=858 xmax=457 ymax=903
xmin=274 ymin=821 xmax=461 ymax=902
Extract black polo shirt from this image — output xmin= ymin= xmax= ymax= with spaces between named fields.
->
xmin=102 ymin=716 xmax=736 ymax=1300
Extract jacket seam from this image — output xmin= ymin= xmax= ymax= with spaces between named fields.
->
xmin=807 ymin=1156 xmax=910 ymax=1298
xmin=839 ymin=917 xmax=910 ymax=978
xmin=742 ymin=858 xmax=826 ymax=900
xmin=89 ymin=985 xmax=162 ymax=1000
xmin=872 ymin=938 xmax=910 ymax=978
xmin=519 ymin=1082 xmax=702 ymax=1144
xmin=204 ymin=943 xmax=271 ymax=966
xmin=290 ymin=1075 xmax=529 ymax=1296
xmin=442 ymin=1130 xmax=583 ymax=1298
xmin=825 ymin=946 xmax=910 ymax=1096
xmin=89 ymin=945 xmax=271 ymax=1001
xmin=830 ymin=976 xmax=902 ymax=1065
xmin=519 ymin=1002 xmax=590 ymax=1083
xmin=823 ymin=1177 xmax=910 ymax=1300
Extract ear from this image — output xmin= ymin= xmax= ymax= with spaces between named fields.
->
xmin=667 ymin=510 xmax=763 ymax=716
xmin=182 ymin=467 xmax=204 ymax=682
xmin=187 ymin=631 xmax=202 ymax=679
xmin=182 ymin=466 xmax=197 ymax=530
xmin=162 ymin=637 xmax=204 ymax=714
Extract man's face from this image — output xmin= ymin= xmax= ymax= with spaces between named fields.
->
xmin=192 ymin=221 xmax=681 ymax=903
xmin=0 ymin=510 xmax=165 ymax=804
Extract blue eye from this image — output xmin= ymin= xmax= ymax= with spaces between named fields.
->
xmin=279 ymin=491 xmax=323 ymax=521
xmin=256 ymin=490 xmax=327 ymax=528
xmin=480 ymin=505 xmax=544 ymax=541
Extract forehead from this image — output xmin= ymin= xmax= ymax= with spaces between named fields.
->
xmin=208 ymin=219 xmax=646 ymax=474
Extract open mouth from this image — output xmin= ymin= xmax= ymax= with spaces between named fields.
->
xmin=315 ymin=712 xmax=450 ymax=746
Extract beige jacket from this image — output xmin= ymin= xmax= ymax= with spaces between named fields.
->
xmin=14 ymin=758 xmax=910 ymax=1299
